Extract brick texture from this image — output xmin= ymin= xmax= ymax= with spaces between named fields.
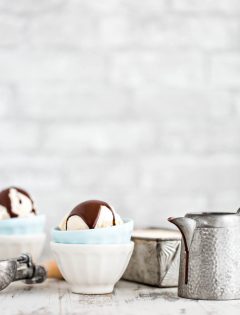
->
xmin=0 ymin=0 xmax=239 ymax=256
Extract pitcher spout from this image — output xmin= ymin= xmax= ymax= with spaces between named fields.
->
xmin=168 ymin=217 xmax=196 ymax=253
xmin=168 ymin=216 xmax=196 ymax=284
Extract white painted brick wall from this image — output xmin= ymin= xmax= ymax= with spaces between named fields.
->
xmin=0 ymin=0 xmax=240 ymax=255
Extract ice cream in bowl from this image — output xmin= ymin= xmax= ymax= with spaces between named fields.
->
xmin=0 ymin=187 xmax=46 ymax=261
xmin=51 ymin=200 xmax=134 ymax=294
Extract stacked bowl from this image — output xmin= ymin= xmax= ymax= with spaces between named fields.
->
xmin=51 ymin=217 xmax=134 ymax=294
xmin=0 ymin=186 xmax=46 ymax=262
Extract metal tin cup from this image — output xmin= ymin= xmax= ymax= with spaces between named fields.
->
xmin=169 ymin=210 xmax=240 ymax=300
xmin=123 ymin=228 xmax=181 ymax=287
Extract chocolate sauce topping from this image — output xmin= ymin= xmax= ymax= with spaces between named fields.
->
xmin=0 ymin=189 xmax=12 ymax=216
xmin=66 ymin=200 xmax=116 ymax=230
xmin=0 ymin=187 xmax=36 ymax=217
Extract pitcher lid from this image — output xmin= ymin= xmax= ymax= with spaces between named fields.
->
xmin=185 ymin=211 xmax=240 ymax=228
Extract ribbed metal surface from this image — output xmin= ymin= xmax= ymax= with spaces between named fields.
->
xmin=123 ymin=229 xmax=181 ymax=287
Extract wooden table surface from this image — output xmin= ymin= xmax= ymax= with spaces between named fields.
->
xmin=1 ymin=279 xmax=240 ymax=315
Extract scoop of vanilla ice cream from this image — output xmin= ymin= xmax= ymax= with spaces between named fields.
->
xmin=59 ymin=203 xmax=123 ymax=231
xmin=0 ymin=187 xmax=37 ymax=220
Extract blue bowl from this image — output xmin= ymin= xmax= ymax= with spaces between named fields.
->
xmin=52 ymin=218 xmax=134 ymax=244
xmin=0 ymin=215 xmax=46 ymax=235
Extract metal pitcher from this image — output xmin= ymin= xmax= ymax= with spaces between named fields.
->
xmin=168 ymin=210 xmax=240 ymax=300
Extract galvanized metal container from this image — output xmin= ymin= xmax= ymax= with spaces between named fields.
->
xmin=169 ymin=211 xmax=240 ymax=300
xmin=123 ymin=228 xmax=181 ymax=287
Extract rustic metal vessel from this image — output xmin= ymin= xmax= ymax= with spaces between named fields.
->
xmin=123 ymin=228 xmax=181 ymax=287
xmin=169 ymin=210 xmax=240 ymax=300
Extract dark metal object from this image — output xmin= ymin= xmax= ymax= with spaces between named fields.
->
xmin=0 ymin=254 xmax=47 ymax=291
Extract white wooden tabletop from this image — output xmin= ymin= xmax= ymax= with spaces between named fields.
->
xmin=1 ymin=279 xmax=240 ymax=315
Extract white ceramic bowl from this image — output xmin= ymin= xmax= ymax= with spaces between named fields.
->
xmin=51 ymin=241 xmax=134 ymax=294
xmin=0 ymin=233 xmax=46 ymax=262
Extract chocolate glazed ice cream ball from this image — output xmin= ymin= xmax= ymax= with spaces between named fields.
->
xmin=0 ymin=187 xmax=37 ymax=220
xmin=59 ymin=200 xmax=123 ymax=231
